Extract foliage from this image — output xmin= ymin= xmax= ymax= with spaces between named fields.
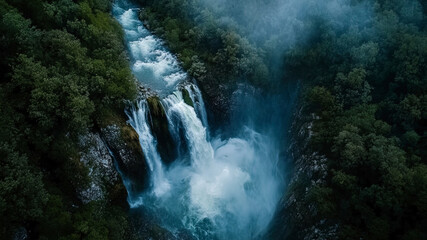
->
xmin=138 ymin=0 xmax=270 ymax=87
xmin=284 ymin=0 xmax=427 ymax=238
xmin=0 ymin=0 xmax=136 ymax=238
xmin=0 ymin=144 xmax=48 ymax=237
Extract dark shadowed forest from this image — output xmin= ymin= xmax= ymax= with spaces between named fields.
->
xmin=0 ymin=0 xmax=426 ymax=239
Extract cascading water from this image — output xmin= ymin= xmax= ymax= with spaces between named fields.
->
xmin=162 ymin=90 xmax=213 ymax=167
xmin=184 ymin=85 xmax=210 ymax=133
xmin=113 ymin=1 xmax=287 ymax=239
xmin=113 ymin=0 xmax=187 ymax=96
xmin=126 ymin=100 xmax=170 ymax=201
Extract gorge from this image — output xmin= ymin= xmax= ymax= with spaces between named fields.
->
xmin=112 ymin=1 xmax=294 ymax=239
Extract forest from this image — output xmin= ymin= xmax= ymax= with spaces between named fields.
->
xmin=0 ymin=0 xmax=426 ymax=239
xmin=0 ymin=0 xmax=137 ymax=239
xmin=284 ymin=1 xmax=427 ymax=238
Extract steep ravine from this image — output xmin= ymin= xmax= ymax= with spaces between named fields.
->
xmin=101 ymin=0 xmax=295 ymax=239
xmin=78 ymin=6 xmax=309 ymax=240
xmin=78 ymin=1 xmax=307 ymax=239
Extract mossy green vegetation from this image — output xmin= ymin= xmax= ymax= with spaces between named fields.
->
xmin=146 ymin=96 xmax=177 ymax=164
xmin=0 ymin=0 xmax=137 ymax=238
xmin=147 ymin=96 xmax=165 ymax=117
xmin=182 ymin=88 xmax=194 ymax=107
xmin=99 ymin=110 xmax=143 ymax=159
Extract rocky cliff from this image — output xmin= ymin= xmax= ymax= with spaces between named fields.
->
xmin=267 ymin=103 xmax=338 ymax=240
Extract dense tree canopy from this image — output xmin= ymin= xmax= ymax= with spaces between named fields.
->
xmin=0 ymin=0 xmax=136 ymax=238
xmin=284 ymin=0 xmax=427 ymax=238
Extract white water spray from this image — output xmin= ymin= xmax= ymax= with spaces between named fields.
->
xmin=113 ymin=1 xmax=286 ymax=239
xmin=185 ymin=84 xmax=209 ymax=130
xmin=113 ymin=1 xmax=187 ymax=97
xmin=124 ymin=88 xmax=284 ymax=239
xmin=126 ymin=100 xmax=170 ymax=200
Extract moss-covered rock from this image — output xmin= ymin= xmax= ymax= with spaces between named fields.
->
xmin=99 ymin=111 xmax=149 ymax=196
xmin=120 ymin=123 xmax=142 ymax=156
xmin=146 ymin=96 xmax=177 ymax=164
xmin=182 ymin=88 xmax=194 ymax=107
xmin=147 ymin=96 xmax=164 ymax=116
xmin=108 ymin=180 xmax=129 ymax=209
xmin=98 ymin=110 xmax=145 ymax=159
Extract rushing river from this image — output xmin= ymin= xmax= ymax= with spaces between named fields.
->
xmin=113 ymin=1 xmax=288 ymax=239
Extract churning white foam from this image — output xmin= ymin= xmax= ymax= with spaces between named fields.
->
xmin=114 ymin=2 xmax=187 ymax=96
xmin=113 ymin=1 xmax=284 ymax=238
xmin=125 ymin=88 xmax=284 ymax=239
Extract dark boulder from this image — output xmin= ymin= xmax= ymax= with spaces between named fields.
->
xmin=100 ymin=115 xmax=149 ymax=197
xmin=147 ymin=96 xmax=177 ymax=165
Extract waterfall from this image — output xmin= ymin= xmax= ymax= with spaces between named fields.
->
xmin=113 ymin=1 xmax=286 ymax=239
xmin=162 ymin=90 xmax=213 ymax=168
xmin=185 ymin=84 xmax=209 ymax=130
xmin=122 ymin=86 xmax=283 ymax=239
xmin=126 ymin=100 xmax=170 ymax=203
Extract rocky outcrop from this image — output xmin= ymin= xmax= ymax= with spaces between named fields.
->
xmin=78 ymin=132 xmax=119 ymax=203
xmin=267 ymin=106 xmax=338 ymax=240
xmin=146 ymin=96 xmax=178 ymax=164
xmin=198 ymin=80 xmax=234 ymax=129
xmin=181 ymin=88 xmax=194 ymax=107
xmin=95 ymin=106 xmax=151 ymax=200
xmin=129 ymin=210 xmax=196 ymax=240
xmin=100 ymin=123 xmax=149 ymax=198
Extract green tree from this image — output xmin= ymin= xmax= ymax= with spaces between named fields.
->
xmin=0 ymin=145 xmax=48 ymax=236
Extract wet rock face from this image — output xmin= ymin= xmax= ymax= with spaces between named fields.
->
xmin=182 ymin=88 xmax=194 ymax=107
xmin=267 ymin=106 xmax=338 ymax=240
xmin=100 ymin=124 xmax=149 ymax=195
xmin=146 ymin=96 xmax=178 ymax=165
xmin=78 ymin=132 xmax=119 ymax=203
xmin=203 ymin=82 xmax=264 ymax=136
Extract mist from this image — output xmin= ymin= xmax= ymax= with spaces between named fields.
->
xmin=125 ymin=88 xmax=289 ymax=239
xmin=112 ymin=0 xmax=374 ymax=239
xmin=195 ymin=0 xmax=374 ymax=81
xmin=200 ymin=0 xmax=373 ymax=44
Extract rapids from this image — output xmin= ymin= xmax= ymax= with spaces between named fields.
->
xmin=113 ymin=1 xmax=287 ymax=239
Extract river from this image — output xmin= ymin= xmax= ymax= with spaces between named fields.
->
xmin=112 ymin=1 xmax=287 ymax=239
